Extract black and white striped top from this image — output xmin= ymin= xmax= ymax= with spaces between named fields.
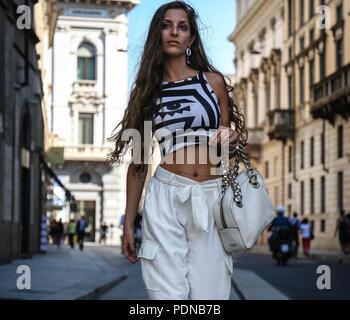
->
xmin=152 ymin=70 xmax=221 ymax=157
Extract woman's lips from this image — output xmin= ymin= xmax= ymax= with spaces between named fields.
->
xmin=168 ymin=41 xmax=180 ymax=45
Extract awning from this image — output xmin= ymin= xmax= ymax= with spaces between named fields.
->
xmin=39 ymin=155 xmax=75 ymax=202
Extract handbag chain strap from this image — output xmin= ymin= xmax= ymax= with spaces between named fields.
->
xmin=220 ymin=141 xmax=260 ymax=208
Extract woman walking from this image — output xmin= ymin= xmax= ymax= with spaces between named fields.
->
xmin=300 ymin=218 xmax=312 ymax=257
xmin=334 ymin=210 xmax=350 ymax=263
xmin=107 ymin=1 xmax=245 ymax=300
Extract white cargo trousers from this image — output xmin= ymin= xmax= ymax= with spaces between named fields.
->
xmin=137 ymin=165 xmax=233 ymax=300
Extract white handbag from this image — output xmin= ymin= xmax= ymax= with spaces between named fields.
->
xmin=213 ymin=143 xmax=275 ymax=254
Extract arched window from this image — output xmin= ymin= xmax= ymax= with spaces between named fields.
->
xmin=77 ymin=43 xmax=96 ymax=80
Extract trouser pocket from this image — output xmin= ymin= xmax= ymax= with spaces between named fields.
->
xmin=138 ymin=239 xmax=161 ymax=291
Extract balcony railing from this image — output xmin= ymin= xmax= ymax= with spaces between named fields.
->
xmin=267 ymin=109 xmax=295 ymax=141
xmin=311 ymin=63 xmax=350 ymax=124
xmin=71 ymin=80 xmax=100 ymax=101
xmin=246 ymin=127 xmax=263 ymax=160
xmin=64 ymin=145 xmax=113 ymax=162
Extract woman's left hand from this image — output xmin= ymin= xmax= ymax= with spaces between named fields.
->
xmin=209 ymin=125 xmax=239 ymax=152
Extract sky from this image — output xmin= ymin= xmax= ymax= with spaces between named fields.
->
xmin=127 ymin=0 xmax=237 ymax=94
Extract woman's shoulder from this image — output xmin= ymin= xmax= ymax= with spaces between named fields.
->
xmin=202 ymin=71 xmax=227 ymax=103
xmin=203 ymin=71 xmax=225 ymax=87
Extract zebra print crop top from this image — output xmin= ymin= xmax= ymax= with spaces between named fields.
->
xmin=152 ymin=70 xmax=221 ymax=157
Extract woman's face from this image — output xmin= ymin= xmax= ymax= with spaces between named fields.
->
xmin=161 ymin=8 xmax=195 ymax=58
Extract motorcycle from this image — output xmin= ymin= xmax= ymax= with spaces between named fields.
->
xmin=270 ymin=226 xmax=293 ymax=266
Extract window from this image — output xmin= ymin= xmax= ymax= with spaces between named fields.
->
xmin=310 ymin=220 xmax=314 ymax=234
xmin=288 ymin=46 xmax=292 ymax=60
xmin=301 ymin=140 xmax=304 ymax=169
xmin=337 ymin=171 xmax=343 ymax=213
xmin=309 ymin=59 xmax=315 ymax=87
xmin=309 ymin=29 xmax=314 ymax=44
xmin=77 ymin=43 xmax=96 ymax=80
xmin=80 ymin=172 xmax=92 ymax=183
xmin=336 ymin=38 xmax=343 ymax=70
xmin=299 ymin=66 xmax=305 ymax=104
xmin=319 ymin=49 xmax=326 ymax=79
xmin=265 ymin=82 xmax=270 ymax=112
xmin=288 ymin=183 xmax=292 ymax=199
xmin=288 ymin=145 xmax=292 ymax=173
xmin=300 ymin=181 xmax=305 ymax=215
xmin=265 ymin=161 xmax=269 ymax=179
xmin=275 ymin=74 xmax=280 ymax=109
xmin=320 ymin=176 xmax=325 ymax=213
xmin=310 ymin=178 xmax=314 ymax=214
xmin=288 ymin=0 xmax=293 ymax=36
xmin=336 ymin=3 xmax=343 ymax=21
xmin=288 ymin=205 xmax=292 ymax=216
xmin=79 ymin=113 xmax=94 ymax=144
xmin=309 ymin=0 xmax=314 ymax=18
xmin=320 ymin=220 xmax=326 ymax=233
xmin=300 ymin=0 xmax=304 ymax=26
xmin=274 ymin=156 xmax=278 ymax=177
xmin=288 ymin=75 xmax=293 ymax=109
xmin=254 ymin=93 xmax=258 ymax=127
xmin=300 ymin=36 xmax=305 ymax=51
xmin=338 ymin=125 xmax=343 ymax=158
xmin=321 ymin=132 xmax=325 ymax=164
xmin=274 ymin=186 xmax=278 ymax=205
xmin=310 ymin=136 xmax=314 ymax=167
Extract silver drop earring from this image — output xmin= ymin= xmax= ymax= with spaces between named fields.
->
xmin=186 ymin=47 xmax=192 ymax=64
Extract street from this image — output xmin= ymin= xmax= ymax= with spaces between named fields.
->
xmin=0 ymin=243 xmax=349 ymax=300
xmin=88 ymin=245 xmax=350 ymax=300
xmin=233 ymin=252 xmax=350 ymax=300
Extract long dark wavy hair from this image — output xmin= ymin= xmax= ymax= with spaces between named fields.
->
xmin=106 ymin=0 xmax=247 ymax=175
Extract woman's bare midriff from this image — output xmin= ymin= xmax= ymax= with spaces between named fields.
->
xmin=159 ymin=144 xmax=222 ymax=182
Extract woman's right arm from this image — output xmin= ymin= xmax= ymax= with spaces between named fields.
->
xmin=123 ymin=163 xmax=149 ymax=263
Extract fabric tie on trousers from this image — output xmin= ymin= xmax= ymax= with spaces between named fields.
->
xmin=175 ymin=184 xmax=209 ymax=232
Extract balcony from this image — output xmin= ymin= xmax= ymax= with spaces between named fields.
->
xmin=267 ymin=109 xmax=295 ymax=141
xmin=246 ymin=127 xmax=263 ymax=160
xmin=311 ymin=63 xmax=350 ymax=124
xmin=64 ymin=145 xmax=113 ymax=162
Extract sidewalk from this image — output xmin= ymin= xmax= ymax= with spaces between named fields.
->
xmin=0 ymin=244 xmax=126 ymax=300
xmin=250 ymin=244 xmax=350 ymax=264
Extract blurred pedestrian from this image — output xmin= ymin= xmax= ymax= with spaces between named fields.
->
xmin=67 ymin=218 xmax=76 ymax=249
xmin=109 ymin=223 xmax=114 ymax=245
xmin=49 ymin=219 xmax=61 ymax=248
xmin=99 ymin=222 xmax=108 ymax=245
xmin=300 ymin=218 xmax=312 ymax=256
xmin=119 ymin=214 xmax=125 ymax=254
xmin=76 ymin=216 xmax=87 ymax=251
xmin=289 ymin=212 xmax=301 ymax=257
xmin=57 ymin=218 xmax=64 ymax=248
xmin=334 ymin=209 xmax=350 ymax=263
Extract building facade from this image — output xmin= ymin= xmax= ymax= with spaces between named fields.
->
xmin=283 ymin=0 xmax=350 ymax=249
xmin=47 ymin=0 xmax=139 ymax=244
xmin=230 ymin=0 xmax=350 ymax=250
xmin=0 ymin=0 xmax=48 ymax=263
xmin=230 ymin=0 xmax=286 ymax=245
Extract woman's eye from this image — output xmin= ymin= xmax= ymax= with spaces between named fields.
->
xmin=162 ymin=24 xmax=188 ymax=31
